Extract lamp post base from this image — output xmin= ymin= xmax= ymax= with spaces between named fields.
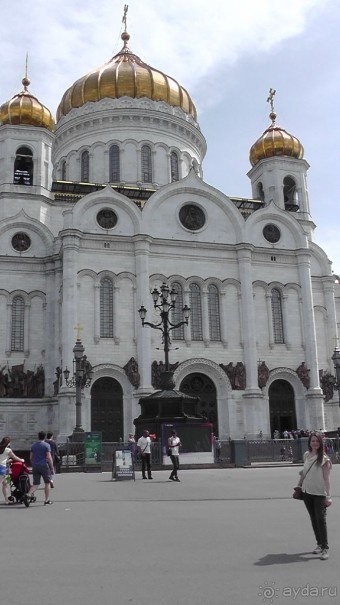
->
xmin=71 ymin=427 xmax=85 ymax=442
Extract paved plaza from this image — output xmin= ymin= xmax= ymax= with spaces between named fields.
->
xmin=2 ymin=465 xmax=339 ymax=605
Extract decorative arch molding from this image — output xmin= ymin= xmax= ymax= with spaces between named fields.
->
xmin=90 ymin=363 xmax=133 ymax=397
xmin=0 ymin=209 xmax=55 ymax=245
xmin=245 ymin=204 xmax=308 ymax=248
xmin=78 ymin=269 xmax=97 ymax=282
xmin=221 ymin=278 xmax=241 ymax=292
xmin=283 ymin=283 xmax=301 ymax=297
xmin=28 ymin=291 xmax=46 ymax=304
xmin=72 ymin=186 xmax=142 ymax=229
xmin=174 ymin=358 xmax=233 ymax=395
xmin=92 ymin=141 xmax=106 ymax=153
xmin=115 ymin=271 xmax=135 ymax=286
xmin=314 ymin=305 xmax=328 ymax=320
xmin=187 ymin=276 xmax=206 ymax=289
xmin=265 ymin=367 xmax=304 ymax=397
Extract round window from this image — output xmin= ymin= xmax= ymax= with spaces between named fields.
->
xmin=97 ymin=209 xmax=118 ymax=229
xmin=179 ymin=204 xmax=205 ymax=231
xmin=263 ymin=224 xmax=281 ymax=243
xmin=12 ymin=232 xmax=31 ymax=251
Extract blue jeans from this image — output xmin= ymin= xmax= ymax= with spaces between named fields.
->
xmin=303 ymin=492 xmax=328 ymax=550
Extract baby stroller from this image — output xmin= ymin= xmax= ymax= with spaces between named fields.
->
xmin=8 ymin=461 xmax=35 ymax=507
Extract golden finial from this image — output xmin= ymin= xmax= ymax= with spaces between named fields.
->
xmin=22 ymin=52 xmax=30 ymax=90
xmin=267 ymin=87 xmax=276 ymax=124
xmin=121 ymin=4 xmax=130 ymax=49
xmin=74 ymin=323 xmax=84 ymax=341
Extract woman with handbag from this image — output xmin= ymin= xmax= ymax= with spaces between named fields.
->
xmin=296 ymin=432 xmax=332 ymax=560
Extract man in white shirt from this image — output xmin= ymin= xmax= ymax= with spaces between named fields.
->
xmin=137 ymin=430 xmax=153 ymax=479
xmin=168 ymin=429 xmax=181 ymax=482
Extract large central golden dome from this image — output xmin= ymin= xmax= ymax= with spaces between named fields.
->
xmin=57 ymin=32 xmax=197 ymax=122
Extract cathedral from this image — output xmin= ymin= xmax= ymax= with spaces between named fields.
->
xmin=0 ymin=20 xmax=339 ymax=450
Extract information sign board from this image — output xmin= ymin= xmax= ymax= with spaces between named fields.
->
xmin=84 ymin=432 xmax=102 ymax=465
xmin=112 ymin=449 xmax=135 ymax=480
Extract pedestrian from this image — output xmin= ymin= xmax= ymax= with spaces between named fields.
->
xmin=296 ymin=431 xmax=332 ymax=560
xmin=0 ymin=436 xmax=24 ymax=504
xmin=168 ymin=429 xmax=181 ymax=481
xmin=27 ymin=431 xmax=54 ymax=505
xmin=45 ymin=432 xmax=60 ymax=488
xmin=214 ymin=435 xmax=221 ymax=462
xmin=137 ymin=429 xmax=153 ymax=479
xmin=128 ymin=433 xmax=136 ymax=462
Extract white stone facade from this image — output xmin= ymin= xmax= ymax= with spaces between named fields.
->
xmin=1 ymin=66 xmax=340 ymax=449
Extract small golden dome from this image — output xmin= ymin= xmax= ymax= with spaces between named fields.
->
xmin=0 ymin=77 xmax=55 ymax=132
xmin=56 ymin=32 xmax=197 ymax=122
xmin=250 ymin=110 xmax=304 ymax=167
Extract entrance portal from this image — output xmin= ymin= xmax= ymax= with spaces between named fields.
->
xmin=91 ymin=377 xmax=123 ymax=441
xmin=180 ymin=373 xmax=218 ymax=435
xmin=269 ymin=379 xmax=297 ymax=437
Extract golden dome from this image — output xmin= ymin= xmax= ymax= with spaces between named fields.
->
xmin=56 ymin=31 xmax=197 ymax=122
xmin=250 ymin=110 xmax=304 ymax=167
xmin=0 ymin=77 xmax=55 ymax=132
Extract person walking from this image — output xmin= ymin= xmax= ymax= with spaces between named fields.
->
xmin=168 ymin=429 xmax=181 ymax=482
xmin=45 ymin=432 xmax=60 ymax=488
xmin=27 ymin=431 xmax=54 ymax=505
xmin=0 ymin=436 xmax=24 ymax=504
xmin=297 ymin=431 xmax=332 ymax=560
xmin=137 ymin=430 xmax=153 ymax=479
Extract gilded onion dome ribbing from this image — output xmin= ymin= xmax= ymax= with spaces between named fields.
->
xmin=0 ymin=77 xmax=55 ymax=132
xmin=249 ymin=109 xmax=304 ymax=167
xmin=56 ymin=31 xmax=197 ymax=122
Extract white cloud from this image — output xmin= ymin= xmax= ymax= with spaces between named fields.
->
xmin=0 ymin=0 xmax=331 ymax=114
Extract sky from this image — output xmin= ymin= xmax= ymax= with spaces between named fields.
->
xmin=1 ymin=0 xmax=339 ymax=271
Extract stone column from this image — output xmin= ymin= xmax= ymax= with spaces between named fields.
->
xmin=237 ymin=246 xmax=258 ymax=390
xmin=297 ymin=251 xmax=324 ymax=429
xmin=133 ymin=235 xmax=153 ymax=392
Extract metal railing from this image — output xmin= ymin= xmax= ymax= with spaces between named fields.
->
xmin=58 ymin=437 xmax=340 ymax=470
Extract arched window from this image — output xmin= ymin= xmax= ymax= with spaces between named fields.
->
xmin=11 ymin=296 xmax=25 ymax=351
xmin=171 ymin=282 xmax=185 ymax=340
xmin=271 ymin=288 xmax=284 ymax=344
xmin=61 ymin=160 xmax=67 ymax=181
xmin=13 ymin=146 xmax=33 ymax=185
xmin=81 ymin=150 xmax=90 ymax=182
xmin=170 ymin=151 xmax=179 ymax=182
xmin=190 ymin=283 xmax=203 ymax=341
xmin=283 ymin=176 xmax=298 ymax=211
xmin=100 ymin=278 xmax=113 ymax=338
xmin=141 ymin=145 xmax=152 ymax=183
xmin=109 ymin=145 xmax=120 ymax=182
xmin=208 ymin=284 xmax=221 ymax=341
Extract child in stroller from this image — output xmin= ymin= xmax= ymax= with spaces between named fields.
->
xmin=8 ymin=461 xmax=36 ymax=507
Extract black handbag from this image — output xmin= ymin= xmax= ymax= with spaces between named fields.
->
xmin=293 ymin=486 xmax=303 ymax=500
xmin=167 ymin=448 xmax=172 ymax=456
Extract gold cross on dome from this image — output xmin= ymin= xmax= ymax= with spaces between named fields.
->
xmin=267 ymin=88 xmax=276 ymax=113
xmin=74 ymin=323 xmax=84 ymax=340
xmin=122 ymin=4 xmax=128 ymax=30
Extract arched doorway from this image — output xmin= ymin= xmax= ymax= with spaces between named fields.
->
xmin=91 ymin=377 xmax=123 ymax=441
xmin=269 ymin=379 xmax=297 ymax=436
xmin=179 ymin=373 xmax=218 ymax=435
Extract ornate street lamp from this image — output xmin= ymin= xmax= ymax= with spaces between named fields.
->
xmin=63 ymin=336 xmax=93 ymax=433
xmin=138 ymin=282 xmax=190 ymax=372
xmin=331 ymin=347 xmax=340 ymax=406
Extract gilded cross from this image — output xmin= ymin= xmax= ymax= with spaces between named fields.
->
xmin=122 ymin=4 xmax=128 ymax=30
xmin=74 ymin=323 xmax=84 ymax=340
xmin=267 ymin=88 xmax=276 ymax=113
